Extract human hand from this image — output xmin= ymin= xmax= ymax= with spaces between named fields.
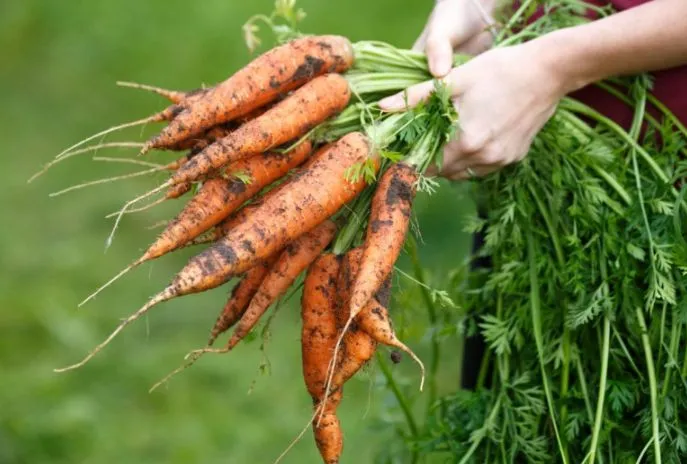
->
xmin=379 ymin=40 xmax=570 ymax=180
xmin=413 ymin=0 xmax=498 ymax=77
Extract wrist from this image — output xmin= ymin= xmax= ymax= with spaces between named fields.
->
xmin=526 ymin=27 xmax=602 ymax=97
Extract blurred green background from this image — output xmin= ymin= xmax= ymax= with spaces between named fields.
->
xmin=0 ymin=1 xmax=474 ymax=463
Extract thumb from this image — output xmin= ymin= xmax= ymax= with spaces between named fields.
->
xmin=425 ymin=33 xmax=454 ymax=78
xmin=379 ymin=67 xmax=465 ymax=112
xmin=378 ymin=80 xmax=436 ymax=112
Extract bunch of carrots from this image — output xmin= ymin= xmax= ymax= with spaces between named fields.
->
xmin=33 ymin=3 xmax=463 ymax=459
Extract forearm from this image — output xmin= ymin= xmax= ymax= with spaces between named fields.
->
xmin=532 ymin=0 xmax=687 ymax=93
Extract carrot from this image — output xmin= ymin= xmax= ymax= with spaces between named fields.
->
xmin=207 ymin=254 xmax=280 ymax=346
xmin=102 ymin=74 xmax=348 ymax=234
xmin=147 ymin=251 xmax=283 ymax=393
xmin=140 ymin=35 xmax=354 ymax=153
xmin=348 ymin=162 xmax=417 ymax=320
xmin=300 ymin=254 xmax=345 ymax=464
xmin=223 ymin=219 xmax=338 ymax=351
xmin=166 ymin=182 xmax=192 ymax=200
xmin=56 ymin=132 xmax=375 ymax=372
xmin=301 ymin=254 xmax=341 ymax=400
xmin=168 ymin=73 xmax=351 ymax=185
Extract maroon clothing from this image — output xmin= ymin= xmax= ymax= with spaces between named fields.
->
xmin=568 ymin=0 xmax=687 ymax=127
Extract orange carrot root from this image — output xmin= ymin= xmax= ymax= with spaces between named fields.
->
xmin=348 ymin=162 xmax=417 ymax=320
xmin=357 ymin=278 xmax=425 ymax=390
xmin=141 ymin=35 xmax=354 ymax=154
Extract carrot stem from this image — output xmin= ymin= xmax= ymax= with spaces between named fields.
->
xmin=407 ymin=236 xmax=440 ymax=413
xmin=375 ymin=351 xmax=419 ymax=440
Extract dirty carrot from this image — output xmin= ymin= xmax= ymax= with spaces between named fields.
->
xmin=301 ymin=253 xmax=341 ymax=401
xmin=223 ymin=219 xmax=338 ymax=351
xmin=169 ymin=73 xmax=350 ymax=185
xmin=348 ymin=162 xmax=417 ymax=320
xmin=319 ymin=248 xmax=375 ymax=424
xmin=140 ymin=35 xmax=354 ymax=153
xmin=300 ymin=253 xmax=345 ymax=464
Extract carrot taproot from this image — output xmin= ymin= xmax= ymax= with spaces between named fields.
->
xmin=166 ymin=182 xmax=192 ymax=200
xmin=57 ymin=133 xmax=375 ymax=372
xmin=223 ymin=219 xmax=338 ymax=351
xmin=140 ymin=35 xmax=354 ymax=153
xmin=348 ymin=162 xmax=417 ymax=320
xmin=168 ymin=73 xmax=350 ymax=185
xmin=207 ymin=254 xmax=280 ymax=346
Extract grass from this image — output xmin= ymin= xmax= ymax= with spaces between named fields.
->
xmin=0 ymin=1 xmax=474 ymax=463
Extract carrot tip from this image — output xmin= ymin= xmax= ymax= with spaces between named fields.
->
xmin=139 ymin=142 xmax=153 ymax=156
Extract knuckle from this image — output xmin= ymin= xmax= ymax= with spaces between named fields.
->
xmin=459 ymin=133 xmax=488 ymax=154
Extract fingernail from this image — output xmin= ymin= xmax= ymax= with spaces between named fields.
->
xmin=378 ymin=95 xmax=404 ymax=111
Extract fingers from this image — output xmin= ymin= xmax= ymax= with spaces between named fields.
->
xmin=412 ymin=26 xmax=429 ymax=52
xmin=425 ymin=33 xmax=455 ymax=78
